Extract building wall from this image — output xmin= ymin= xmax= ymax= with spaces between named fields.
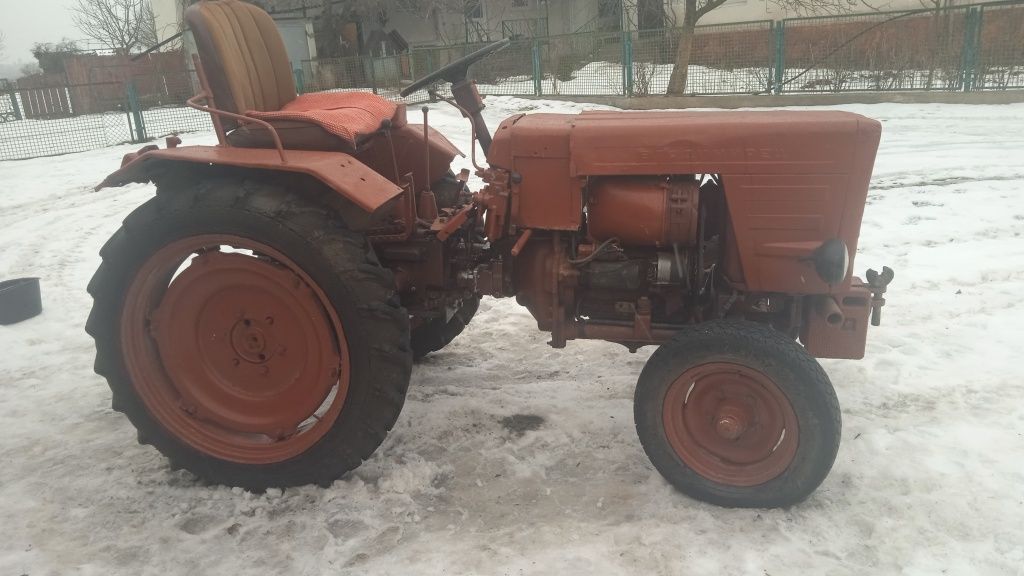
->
xmin=274 ymin=18 xmax=318 ymax=69
xmin=150 ymin=0 xmax=185 ymax=45
xmin=380 ymin=0 xmax=598 ymax=47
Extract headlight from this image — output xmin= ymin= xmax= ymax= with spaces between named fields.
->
xmin=811 ymin=238 xmax=850 ymax=285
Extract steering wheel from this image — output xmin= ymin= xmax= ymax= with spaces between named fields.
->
xmin=400 ymin=38 xmax=512 ymax=97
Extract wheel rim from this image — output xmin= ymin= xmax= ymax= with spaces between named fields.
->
xmin=121 ymin=234 xmax=349 ymax=464
xmin=662 ymin=362 xmax=799 ymax=486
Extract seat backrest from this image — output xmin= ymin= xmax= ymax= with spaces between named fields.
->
xmin=185 ymin=0 xmax=296 ymax=114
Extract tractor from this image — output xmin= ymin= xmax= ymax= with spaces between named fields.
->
xmin=87 ymin=0 xmax=893 ymax=508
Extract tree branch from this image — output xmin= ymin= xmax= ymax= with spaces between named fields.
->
xmin=72 ymin=0 xmax=156 ymax=54
xmin=696 ymin=0 xmax=729 ymax=19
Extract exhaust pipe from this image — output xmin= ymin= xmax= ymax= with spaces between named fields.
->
xmin=814 ymin=295 xmax=844 ymax=326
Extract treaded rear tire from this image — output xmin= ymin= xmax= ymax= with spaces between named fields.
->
xmin=86 ymin=177 xmax=412 ymax=490
xmin=634 ymin=320 xmax=841 ymax=508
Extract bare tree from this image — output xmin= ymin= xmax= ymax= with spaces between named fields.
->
xmin=666 ymin=0 xmax=856 ymax=94
xmin=71 ymin=0 xmax=158 ymax=55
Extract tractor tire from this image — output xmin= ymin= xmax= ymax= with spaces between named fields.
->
xmin=86 ymin=177 xmax=412 ymax=490
xmin=410 ymin=296 xmax=480 ymax=360
xmin=634 ymin=320 xmax=841 ymax=508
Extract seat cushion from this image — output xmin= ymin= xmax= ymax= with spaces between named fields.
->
xmin=227 ymin=119 xmax=360 ymax=152
xmin=244 ymin=92 xmax=400 ymax=148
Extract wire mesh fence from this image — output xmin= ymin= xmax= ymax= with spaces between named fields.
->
xmin=536 ymin=30 xmax=625 ymax=96
xmin=294 ymin=2 xmax=1022 ymax=100
xmin=2 ymin=0 xmax=1022 ymax=161
xmin=1 ymin=66 xmax=211 ymax=161
xmin=972 ymin=2 xmax=1024 ymax=89
xmin=781 ymin=8 xmax=974 ymax=92
xmin=778 ymin=2 xmax=1024 ymax=92
xmin=628 ymin=21 xmax=775 ymax=95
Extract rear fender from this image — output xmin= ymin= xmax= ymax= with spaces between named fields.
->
xmin=97 ymin=145 xmax=404 ymax=215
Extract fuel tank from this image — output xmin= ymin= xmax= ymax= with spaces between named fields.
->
xmin=487 ymin=110 xmax=882 ymax=293
xmin=587 ymin=176 xmax=699 ymax=247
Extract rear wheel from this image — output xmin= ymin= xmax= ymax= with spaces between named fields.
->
xmin=634 ymin=320 xmax=841 ymax=508
xmin=87 ymin=177 xmax=412 ymax=489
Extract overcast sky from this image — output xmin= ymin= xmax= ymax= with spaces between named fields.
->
xmin=1 ymin=0 xmax=83 ymax=66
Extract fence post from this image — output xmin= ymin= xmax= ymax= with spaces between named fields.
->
xmin=126 ymin=80 xmax=147 ymax=142
xmin=366 ymin=56 xmax=379 ymax=95
xmin=960 ymin=7 xmax=982 ymax=92
xmin=532 ymin=40 xmax=542 ymax=96
xmin=772 ymin=20 xmax=785 ymax=95
xmin=293 ymin=67 xmax=305 ymax=94
xmin=622 ymin=31 xmax=634 ymax=96
xmin=973 ymin=6 xmax=985 ymax=90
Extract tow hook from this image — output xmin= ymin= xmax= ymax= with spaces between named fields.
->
xmin=865 ymin=266 xmax=895 ymax=326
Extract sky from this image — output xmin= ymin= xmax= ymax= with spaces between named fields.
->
xmin=0 ymin=0 xmax=82 ymax=71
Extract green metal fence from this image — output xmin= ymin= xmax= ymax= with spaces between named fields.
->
xmin=2 ymin=0 xmax=1022 ymax=161
xmin=776 ymin=2 xmax=1024 ymax=92
xmin=1 ymin=68 xmax=210 ymax=161
xmin=295 ymin=1 xmax=1022 ymax=100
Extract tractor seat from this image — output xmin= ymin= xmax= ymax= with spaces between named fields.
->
xmin=185 ymin=0 xmax=400 ymax=152
xmin=229 ymin=96 xmax=408 ymax=152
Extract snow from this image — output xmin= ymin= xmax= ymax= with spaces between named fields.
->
xmin=2 ymin=97 xmax=1024 ymax=575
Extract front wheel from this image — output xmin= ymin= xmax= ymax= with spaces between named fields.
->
xmin=634 ymin=320 xmax=841 ymax=508
xmin=86 ymin=178 xmax=412 ymax=489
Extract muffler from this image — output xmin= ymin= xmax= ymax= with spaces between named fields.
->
xmin=814 ymin=295 xmax=844 ymax=326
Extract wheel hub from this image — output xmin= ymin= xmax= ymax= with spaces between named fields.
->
xmin=714 ymin=402 xmax=751 ymax=441
xmin=230 ymin=318 xmax=273 ymax=363
xmin=121 ymin=235 xmax=349 ymax=464
xmin=662 ymin=362 xmax=799 ymax=486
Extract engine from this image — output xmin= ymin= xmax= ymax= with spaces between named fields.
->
xmin=510 ymin=175 xmax=717 ymax=345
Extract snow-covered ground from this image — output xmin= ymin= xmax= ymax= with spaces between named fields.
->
xmin=1 ymin=98 xmax=1023 ymax=575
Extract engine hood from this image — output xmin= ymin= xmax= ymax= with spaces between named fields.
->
xmin=488 ymin=110 xmax=880 ymax=178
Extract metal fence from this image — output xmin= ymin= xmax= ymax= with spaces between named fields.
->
xmin=777 ymin=2 xmax=1024 ymax=92
xmin=297 ymin=0 xmax=1023 ymax=100
xmin=1 ymin=68 xmax=210 ymax=161
xmin=2 ymin=0 xmax=1022 ymax=161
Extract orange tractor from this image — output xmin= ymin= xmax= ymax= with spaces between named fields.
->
xmin=88 ymin=0 xmax=893 ymax=507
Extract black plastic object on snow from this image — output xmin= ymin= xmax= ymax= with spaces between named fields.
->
xmin=0 ymin=278 xmax=42 ymax=325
